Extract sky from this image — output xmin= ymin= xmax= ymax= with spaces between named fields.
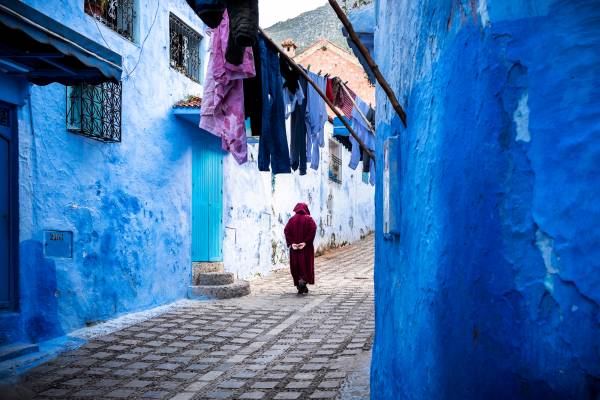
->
xmin=259 ymin=0 xmax=328 ymax=28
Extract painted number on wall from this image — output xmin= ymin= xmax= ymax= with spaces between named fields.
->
xmin=50 ymin=232 xmax=64 ymax=241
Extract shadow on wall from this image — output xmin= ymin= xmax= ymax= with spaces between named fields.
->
xmin=17 ymin=241 xmax=63 ymax=344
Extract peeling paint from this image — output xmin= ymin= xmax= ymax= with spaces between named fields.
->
xmin=536 ymin=229 xmax=558 ymax=274
xmin=514 ymin=92 xmax=531 ymax=142
xmin=478 ymin=0 xmax=490 ymax=27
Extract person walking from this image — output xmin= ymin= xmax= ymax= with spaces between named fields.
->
xmin=284 ymin=203 xmax=317 ymax=294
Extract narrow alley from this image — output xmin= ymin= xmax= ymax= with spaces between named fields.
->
xmin=15 ymin=238 xmax=374 ymax=400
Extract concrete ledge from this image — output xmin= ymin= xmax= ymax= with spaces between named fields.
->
xmin=192 ymin=262 xmax=225 ymax=284
xmin=196 ymin=272 xmax=235 ymax=286
xmin=188 ymin=281 xmax=251 ymax=300
xmin=0 ymin=344 xmax=39 ymax=363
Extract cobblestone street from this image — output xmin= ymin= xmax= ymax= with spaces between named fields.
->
xmin=16 ymin=237 xmax=374 ymax=400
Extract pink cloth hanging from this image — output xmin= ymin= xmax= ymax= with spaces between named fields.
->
xmin=200 ymin=11 xmax=255 ymax=165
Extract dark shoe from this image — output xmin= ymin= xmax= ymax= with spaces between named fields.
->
xmin=299 ymin=283 xmax=309 ymax=294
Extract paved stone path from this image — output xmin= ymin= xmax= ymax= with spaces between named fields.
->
xmin=18 ymin=237 xmax=374 ymax=400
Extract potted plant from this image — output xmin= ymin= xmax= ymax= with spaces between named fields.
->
xmin=84 ymin=0 xmax=109 ymax=19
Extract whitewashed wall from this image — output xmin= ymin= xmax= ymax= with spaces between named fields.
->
xmin=222 ymin=123 xmax=375 ymax=279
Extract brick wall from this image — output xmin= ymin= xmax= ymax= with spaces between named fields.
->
xmin=294 ymin=40 xmax=375 ymax=111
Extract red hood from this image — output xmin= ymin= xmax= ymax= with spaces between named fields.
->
xmin=293 ymin=203 xmax=311 ymax=215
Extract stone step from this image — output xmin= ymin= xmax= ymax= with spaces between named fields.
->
xmin=0 ymin=343 xmax=39 ymax=363
xmin=188 ymin=281 xmax=251 ymax=300
xmin=195 ymin=272 xmax=235 ymax=286
xmin=193 ymin=262 xmax=224 ymax=284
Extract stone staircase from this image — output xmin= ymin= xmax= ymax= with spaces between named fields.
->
xmin=188 ymin=262 xmax=250 ymax=300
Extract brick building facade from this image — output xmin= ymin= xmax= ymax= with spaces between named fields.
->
xmin=285 ymin=39 xmax=375 ymax=108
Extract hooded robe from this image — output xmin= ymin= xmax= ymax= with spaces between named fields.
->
xmin=284 ymin=203 xmax=317 ymax=286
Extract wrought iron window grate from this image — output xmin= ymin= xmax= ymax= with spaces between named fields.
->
xmin=329 ymin=139 xmax=343 ymax=184
xmin=329 ymin=154 xmax=343 ymax=184
xmin=66 ymin=82 xmax=122 ymax=142
xmin=170 ymin=13 xmax=202 ymax=82
xmin=85 ymin=0 xmax=136 ymax=41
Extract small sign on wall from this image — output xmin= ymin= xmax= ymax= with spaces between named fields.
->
xmin=44 ymin=230 xmax=73 ymax=258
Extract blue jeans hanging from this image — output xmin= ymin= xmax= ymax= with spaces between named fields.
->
xmin=258 ymin=38 xmax=291 ymax=174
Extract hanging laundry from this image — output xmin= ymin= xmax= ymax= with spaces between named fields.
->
xmin=243 ymin=41 xmax=262 ymax=137
xmin=200 ymin=11 xmax=255 ymax=165
xmin=349 ymin=97 xmax=375 ymax=185
xmin=326 ymin=78 xmax=334 ymax=102
xmin=186 ymin=0 xmax=258 ymax=66
xmin=290 ymin=77 xmax=308 ymax=175
xmin=185 ymin=0 xmax=225 ymax=28
xmin=332 ymin=77 xmax=356 ymax=119
xmin=332 ymin=116 xmax=353 ymax=152
xmin=257 ymin=37 xmax=291 ymax=174
xmin=279 ymin=56 xmax=308 ymax=174
xmin=367 ymin=106 xmax=375 ymax=128
xmin=280 ymin=57 xmax=305 ymax=118
xmin=283 ymin=80 xmax=305 ymax=119
xmin=305 ymin=71 xmax=328 ymax=170
xmin=279 ymin=57 xmax=300 ymax=93
xmin=225 ymin=0 xmax=259 ymax=65
xmin=362 ymin=107 xmax=376 ymax=181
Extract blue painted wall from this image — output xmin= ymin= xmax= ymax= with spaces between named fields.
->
xmin=0 ymin=0 xmax=208 ymax=346
xmin=371 ymin=0 xmax=600 ymax=398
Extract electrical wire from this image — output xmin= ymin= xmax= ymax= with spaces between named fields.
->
xmin=124 ymin=0 xmax=159 ymax=79
xmin=90 ymin=0 xmax=160 ymax=80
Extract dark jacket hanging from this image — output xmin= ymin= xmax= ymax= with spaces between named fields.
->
xmin=243 ymin=41 xmax=262 ymax=137
xmin=185 ymin=0 xmax=225 ymax=28
xmin=290 ymin=77 xmax=308 ymax=175
xmin=186 ymin=0 xmax=258 ymax=65
xmin=224 ymin=0 xmax=259 ymax=65
xmin=279 ymin=56 xmax=306 ymax=174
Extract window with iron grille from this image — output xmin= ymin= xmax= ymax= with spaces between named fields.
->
xmin=66 ymin=82 xmax=122 ymax=142
xmin=170 ymin=13 xmax=202 ymax=82
xmin=329 ymin=140 xmax=342 ymax=184
xmin=84 ymin=0 xmax=136 ymax=42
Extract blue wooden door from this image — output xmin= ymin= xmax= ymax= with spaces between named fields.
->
xmin=192 ymin=134 xmax=223 ymax=262
xmin=0 ymin=103 xmax=14 ymax=309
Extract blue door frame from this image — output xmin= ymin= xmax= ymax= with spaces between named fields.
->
xmin=192 ymin=133 xmax=223 ymax=262
xmin=0 ymin=101 xmax=18 ymax=311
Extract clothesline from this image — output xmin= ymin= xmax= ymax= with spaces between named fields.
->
xmin=340 ymin=80 xmax=375 ymax=135
xmin=188 ymin=1 xmax=376 ymax=180
xmin=328 ymin=0 xmax=407 ymax=128
xmin=258 ymin=28 xmax=376 ymax=163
